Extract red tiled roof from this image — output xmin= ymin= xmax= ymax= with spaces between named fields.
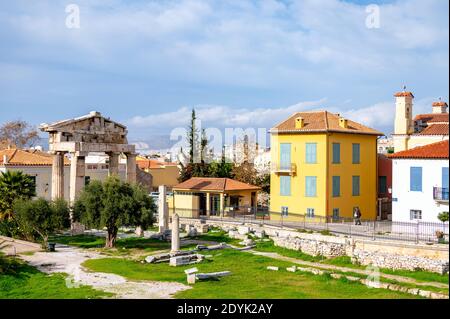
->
xmin=417 ymin=124 xmax=449 ymax=136
xmin=432 ymin=101 xmax=448 ymax=107
xmin=394 ymin=91 xmax=414 ymax=98
xmin=173 ymin=177 xmax=260 ymax=192
xmin=389 ymin=140 xmax=449 ymax=159
xmin=0 ymin=149 xmax=70 ymax=166
xmin=414 ymin=113 xmax=449 ymax=124
xmin=271 ymin=111 xmax=383 ymax=136
xmin=136 ymin=157 xmax=178 ymax=170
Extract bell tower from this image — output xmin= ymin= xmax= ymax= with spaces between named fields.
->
xmin=393 ymin=88 xmax=414 ymax=152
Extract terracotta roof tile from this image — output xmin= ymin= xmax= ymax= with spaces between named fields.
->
xmin=0 ymin=149 xmax=70 ymax=166
xmin=136 ymin=157 xmax=178 ymax=170
xmin=432 ymin=101 xmax=448 ymax=107
xmin=416 ymin=124 xmax=449 ymax=136
xmin=394 ymin=91 xmax=414 ymax=98
xmin=389 ymin=140 xmax=449 ymax=159
xmin=173 ymin=177 xmax=260 ymax=192
xmin=271 ymin=111 xmax=383 ymax=136
xmin=414 ymin=113 xmax=449 ymax=124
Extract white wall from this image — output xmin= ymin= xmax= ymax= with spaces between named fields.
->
xmin=2 ymin=164 xmax=126 ymax=202
xmin=392 ymin=159 xmax=449 ymax=223
xmin=4 ymin=166 xmax=71 ymax=201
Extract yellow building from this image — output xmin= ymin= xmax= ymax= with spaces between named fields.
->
xmin=270 ymin=111 xmax=383 ymax=221
xmin=136 ymin=156 xmax=180 ymax=191
xmin=171 ymin=177 xmax=260 ymax=218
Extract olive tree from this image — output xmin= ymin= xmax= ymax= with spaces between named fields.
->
xmin=74 ymin=177 xmax=155 ymax=248
xmin=14 ymin=198 xmax=70 ymax=249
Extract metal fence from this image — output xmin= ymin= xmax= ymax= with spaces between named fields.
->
xmin=169 ymin=207 xmax=449 ymax=245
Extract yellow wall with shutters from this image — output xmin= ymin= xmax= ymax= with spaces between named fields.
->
xmin=270 ymin=132 xmax=378 ymax=221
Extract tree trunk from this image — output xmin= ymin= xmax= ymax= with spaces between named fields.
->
xmin=42 ymin=235 xmax=49 ymax=251
xmin=135 ymin=226 xmax=144 ymax=237
xmin=105 ymin=228 xmax=118 ymax=248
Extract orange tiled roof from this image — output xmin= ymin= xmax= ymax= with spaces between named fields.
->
xmin=0 ymin=149 xmax=70 ymax=166
xmin=394 ymin=91 xmax=414 ymax=98
xmin=271 ymin=111 xmax=383 ymax=136
xmin=173 ymin=177 xmax=260 ymax=192
xmin=432 ymin=101 xmax=448 ymax=107
xmin=417 ymin=124 xmax=449 ymax=136
xmin=136 ymin=157 xmax=178 ymax=170
xmin=414 ymin=113 xmax=449 ymax=124
xmin=389 ymin=140 xmax=449 ymax=159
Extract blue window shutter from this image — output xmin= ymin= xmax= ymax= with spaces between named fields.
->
xmin=280 ymin=143 xmax=291 ymax=170
xmin=305 ymin=176 xmax=317 ymax=197
xmin=443 ymin=167 xmax=449 ymax=189
xmin=332 ymin=143 xmax=340 ymax=164
xmin=332 ymin=176 xmax=340 ymax=197
xmin=306 ymin=143 xmax=317 ymax=163
xmin=352 ymin=176 xmax=360 ymax=196
xmin=352 ymin=144 xmax=360 ymax=164
xmin=280 ymin=176 xmax=291 ymax=196
xmin=410 ymin=167 xmax=422 ymax=192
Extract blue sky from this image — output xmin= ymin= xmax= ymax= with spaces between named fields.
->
xmin=0 ymin=0 xmax=448 ymax=147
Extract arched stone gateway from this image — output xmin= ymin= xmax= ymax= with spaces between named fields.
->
xmin=40 ymin=111 xmax=137 ymax=204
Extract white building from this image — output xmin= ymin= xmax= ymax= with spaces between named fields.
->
xmin=392 ymin=90 xmax=448 ymax=152
xmin=390 ymin=140 xmax=449 ymax=224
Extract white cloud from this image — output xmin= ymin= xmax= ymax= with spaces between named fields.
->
xmin=128 ymin=98 xmax=328 ymax=132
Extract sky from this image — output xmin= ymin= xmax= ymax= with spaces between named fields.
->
xmin=0 ymin=0 xmax=448 ymax=150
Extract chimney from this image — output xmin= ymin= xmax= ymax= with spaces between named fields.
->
xmin=2 ymin=155 xmax=8 ymax=164
xmin=432 ymin=100 xmax=448 ymax=114
xmin=339 ymin=117 xmax=348 ymax=128
xmin=295 ymin=117 xmax=304 ymax=129
xmin=394 ymin=89 xmax=414 ymax=135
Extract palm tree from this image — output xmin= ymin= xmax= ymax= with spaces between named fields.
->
xmin=0 ymin=171 xmax=36 ymax=220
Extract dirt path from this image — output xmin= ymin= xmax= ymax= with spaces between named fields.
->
xmin=20 ymin=244 xmax=190 ymax=299
xmin=249 ymin=250 xmax=449 ymax=289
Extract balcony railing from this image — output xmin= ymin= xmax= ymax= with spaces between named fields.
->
xmin=433 ymin=187 xmax=449 ymax=201
xmin=271 ymin=163 xmax=297 ymax=175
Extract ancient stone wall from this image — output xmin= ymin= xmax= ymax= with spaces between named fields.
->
xmin=182 ymin=218 xmax=449 ymax=274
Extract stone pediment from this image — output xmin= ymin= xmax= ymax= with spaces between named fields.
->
xmin=40 ymin=111 xmax=128 ymax=144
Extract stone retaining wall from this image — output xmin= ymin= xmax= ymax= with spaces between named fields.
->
xmin=351 ymin=250 xmax=449 ymax=275
xmin=181 ymin=218 xmax=449 ymax=274
xmin=272 ymin=236 xmax=348 ymax=258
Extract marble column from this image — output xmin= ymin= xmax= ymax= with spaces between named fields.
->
xmin=108 ymin=152 xmax=120 ymax=177
xmin=126 ymin=153 xmax=137 ymax=184
xmin=171 ymin=213 xmax=180 ymax=253
xmin=158 ymin=185 xmax=168 ymax=233
xmin=51 ymin=151 xmax=65 ymax=200
xmin=69 ymin=152 xmax=86 ymax=205
xmin=206 ymin=192 xmax=211 ymax=217
xmin=220 ymin=193 xmax=225 ymax=217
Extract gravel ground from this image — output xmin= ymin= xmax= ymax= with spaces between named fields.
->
xmin=20 ymin=244 xmax=190 ymax=299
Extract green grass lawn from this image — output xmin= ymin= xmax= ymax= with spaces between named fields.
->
xmin=0 ymin=257 xmax=111 ymax=299
xmin=50 ymin=234 xmax=171 ymax=252
xmin=83 ymin=249 xmax=420 ymax=299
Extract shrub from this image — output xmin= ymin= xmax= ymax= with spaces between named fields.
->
xmin=14 ymin=198 xmax=70 ymax=249
xmin=438 ymin=212 xmax=449 ymax=223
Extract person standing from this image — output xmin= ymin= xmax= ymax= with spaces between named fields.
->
xmin=353 ymin=207 xmax=362 ymax=225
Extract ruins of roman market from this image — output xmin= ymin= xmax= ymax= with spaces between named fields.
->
xmin=1 ymin=112 xmax=449 ymax=300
